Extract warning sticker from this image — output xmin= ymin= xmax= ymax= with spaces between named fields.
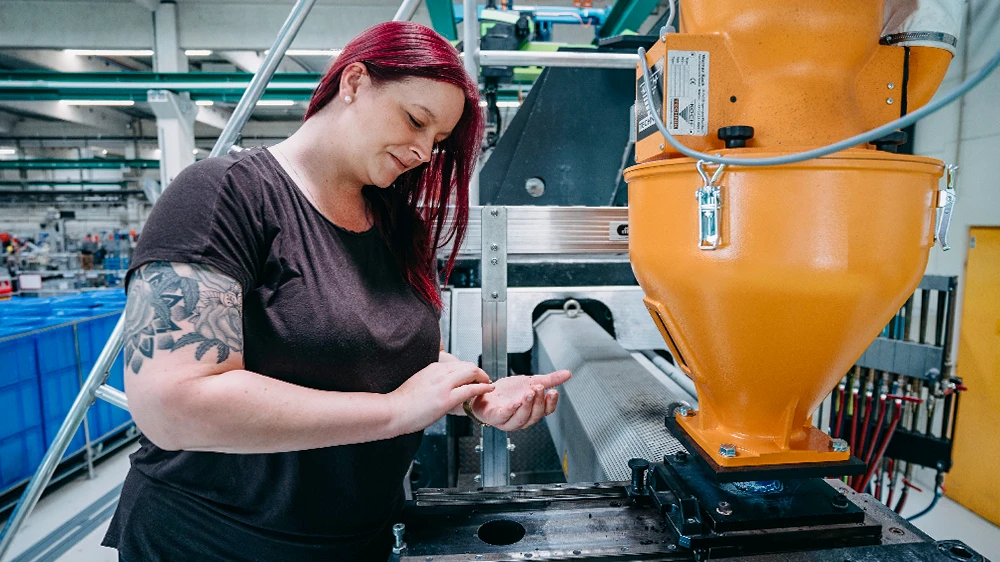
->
xmin=666 ymin=50 xmax=710 ymax=136
xmin=635 ymin=57 xmax=664 ymax=142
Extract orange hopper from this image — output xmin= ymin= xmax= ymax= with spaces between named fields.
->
xmin=624 ymin=1 xmax=954 ymax=467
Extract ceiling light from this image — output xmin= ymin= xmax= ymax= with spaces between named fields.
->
xmin=256 ymin=100 xmax=296 ymax=107
xmin=497 ymin=101 xmax=521 ymax=108
xmin=65 ymin=49 xmax=154 ymax=57
xmin=102 ymin=150 xmax=108 ymax=155
xmin=195 ymin=100 xmax=215 ymax=106
xmin=60 ymin=100 xmax=136 ymax=106
xmin=286 ymin=49 xmax=341 ymax=57
xmin=185 ymin=50 xmax=213 ymax=56
xmin=0 ymin=148 xmax=16 ymax=156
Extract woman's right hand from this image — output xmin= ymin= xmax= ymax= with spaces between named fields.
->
xmin=389 ymin=361 xmax=495 ymax=435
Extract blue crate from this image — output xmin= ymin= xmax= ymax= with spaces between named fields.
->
xmin=77 ymin=311 xmax=132 ymax=440
xmin=38 ymin=364 xmax=87 ymax=458
xmin=0 ymin=332 xmax=46 ymax=493
xmin=0 ymin=426 xmax=45 ymax=493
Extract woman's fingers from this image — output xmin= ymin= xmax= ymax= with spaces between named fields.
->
xmin=450 ymin=363 xmax=492 ymax=386
xmin=530 ymin=370 xmax=572 ymax=389
xmin=452 ymin=383 xmax=495 ymax=406
xmin=544 ymin=389 xmax=558 ymax=417
xmin=525 ymin=385 xmax=547 ymax=428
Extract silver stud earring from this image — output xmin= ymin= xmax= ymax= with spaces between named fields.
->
xmin=344 ymin=95 xmax=353 ymax=103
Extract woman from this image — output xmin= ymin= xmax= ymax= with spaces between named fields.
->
xmin=103 ymin=21 xmax=571 ymax=561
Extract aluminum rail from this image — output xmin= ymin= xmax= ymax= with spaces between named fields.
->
xmin=393 ymin=0 xmax=423 ymax=22
xmin=0 ymin=317 xmax=126 ymax=560
xmin=479 ymin=50 xmax=640 ymax=69
xmin=210 ymin=0 xmax=317 ymax=157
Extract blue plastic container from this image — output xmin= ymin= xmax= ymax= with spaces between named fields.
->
xmin=0 ymin=328 xmax=46 ymax=492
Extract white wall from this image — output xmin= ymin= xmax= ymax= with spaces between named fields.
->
xmin=913 ymin=0 xmax=1000 ymax=359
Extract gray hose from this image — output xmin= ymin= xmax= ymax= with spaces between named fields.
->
xmin=636 ymin=43 xmax=1000 ymax=167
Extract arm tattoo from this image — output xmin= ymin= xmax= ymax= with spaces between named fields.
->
xmin=124 ymin=261 xmax=243 ymax=374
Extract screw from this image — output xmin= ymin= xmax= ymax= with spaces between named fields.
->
xmin=490 ymin=208 xmax=499 ymax=217
xmin=490 ymin=243 xmax=498 ymax=251
xmin=830 ymin=438 xmax=850 ymax=453
xmin=474 ymin=474 xmax=482 ymax=483
xmin=475 ymin=444 xmax=483 ymax=453
xmin=507 ymin=441 xmax=516 ymax=452
xmin=888 ymin=82 xmax=895 ymax=89
xmin=686 ymin=517 xmax=697 ymax=524
xmin=392 ymin=523 xmax=407 ymax=554
xmin=490 ymin=257 xmax=499 ymax=265
xmin=659 ymin=144 xmax=665 ymax=150
xmin=678 ymin=406 xmax=695 ymax=417
xmin=716 ymin=501 xmax=733 ymax=516
xmin=490 ymin=291 xmax=499 ymax=299
xmin=510 ymin=472 xmax=516 ymax=479
xmin=719 ymin=444 xmax=737 ymax=458
xmin=889 ymin=527 xmax=905 ymax=535
xmin=887 ymin=97 xmax=894 ymax=105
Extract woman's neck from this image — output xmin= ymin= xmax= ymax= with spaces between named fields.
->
xmin=274 ymin=119 xmax=372 ymax=232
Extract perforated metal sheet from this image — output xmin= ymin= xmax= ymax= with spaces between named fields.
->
xmin=534 ymin=310 xmax=686 ymax=482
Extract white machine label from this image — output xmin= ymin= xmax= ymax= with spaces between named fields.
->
xmin=609 ymin=221 xmax=629 ymax=241
xmin=666 ymin=50 xmax=710 ymax=136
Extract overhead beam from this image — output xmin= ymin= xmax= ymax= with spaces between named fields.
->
xmin=0 ymin=101 xmax=134 ymax=134
xmin=0 ymin=50 xmax=129 ymax=73
xmin=218 ymin=51 xmax=308 ymax=74
xmin=0 ymin=1 xmax=431 ymax=50
xmin=133 ymin=0 xmax=159 ymax=10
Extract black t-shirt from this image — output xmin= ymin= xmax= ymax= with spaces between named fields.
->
xmin=103 ymin=148 xmax=441 ymax=561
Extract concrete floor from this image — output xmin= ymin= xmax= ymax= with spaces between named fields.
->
xmin=2 ymin=446 xmax=998 ymax=561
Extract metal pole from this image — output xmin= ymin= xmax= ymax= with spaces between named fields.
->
xmin=463 ymin=0 xmax=480 ymax=206
xmin=0 ymin=316 xmax=126 ymax=561
xmin=209 ymin=0 xmax=317 ymax=158
xmin=392 ymin=0 xmax=423 ymax=21
xmin=478 ymin=50 xmax=639 ymax=69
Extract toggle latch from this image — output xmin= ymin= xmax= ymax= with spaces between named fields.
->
xmin=696 ymin=160 xmax=727 ymax=250
xmin=935 ymin=164 xmax=958 ymax=251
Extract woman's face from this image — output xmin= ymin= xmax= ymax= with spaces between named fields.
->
xmin=340 ymin=65 xmax=466 ymax=188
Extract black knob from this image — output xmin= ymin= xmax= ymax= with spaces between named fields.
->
xmin=870 ymin=130 xmax=908 ymax=153
xmin=674 ymin=451 xmax=689 ymax=463
xmin=831 ymin=494 xmax=850 ymax=509
xmin=718 ymin=126 xmax=755 ymax=149
xmin=628 ymin=458 xmax=650 ymax=493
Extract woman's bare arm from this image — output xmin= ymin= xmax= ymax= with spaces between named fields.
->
xmin=123 ymin=261 xmax=492 ymax=454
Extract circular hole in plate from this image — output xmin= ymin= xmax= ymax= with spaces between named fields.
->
xmin=477 ymin=519 xmax=526 ymax=546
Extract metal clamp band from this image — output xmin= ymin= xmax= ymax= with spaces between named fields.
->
xmin=880 ymin=32 xmax=958 ymax=48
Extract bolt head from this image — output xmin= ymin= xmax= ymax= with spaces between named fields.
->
xmin=475 ymin=445 xmax=483 ymax=453
xmin=716 ymin=501 xmax=733 ymax=516
xmin=678 ymin=406 xmax=695 ymax=417
xmin=719 ymin=444 xmax=737 ymax=458
xmin=888 ymin=82 xmax=895 ymax=89
xmin=490 ymin=208 xmax=499 ymax=217
xmin=393 ymin=523 xmax=405 ymax=533
xmin=887 ymin=97 xmax=894 ymax=105
xmin=830 ymin=438 xmax=850 ymax=453
xmin=490 ymin=243 xmax=498 ymax=251
xmin=473 ymin=474 xmax=482 ymax=482
xmin=659 ymin=144 xmax=665 ymax=151
xmin=628 ymin=458 xmax=650 ymax=470
xmin=490 ymin=257 xmax=499 ymax=265
xmin=507 ymin=443 xmax=516 ymax=451
xmin=510 ymin=472 xmax=516 ymax=479
xmin=490 ymin=291 xmax=499 ymax=299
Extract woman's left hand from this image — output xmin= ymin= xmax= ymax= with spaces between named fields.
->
xmin=470 ymin=370 xmax=572 ymax=431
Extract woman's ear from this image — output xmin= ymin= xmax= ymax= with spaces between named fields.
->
xmin=338 ymin=62 xmax=369 ymax=102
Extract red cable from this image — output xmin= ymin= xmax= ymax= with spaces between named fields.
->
xmin=855 ymin=399 xmax=903 ymax=493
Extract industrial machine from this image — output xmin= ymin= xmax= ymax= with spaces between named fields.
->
xmin=391 ymin=1 xmax=993 ymax=560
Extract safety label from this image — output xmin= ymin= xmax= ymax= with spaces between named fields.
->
xmin=635 ymin=58 xmax=664 ymax=142
xmin=666 ymin=50 xmax=710 ymax=136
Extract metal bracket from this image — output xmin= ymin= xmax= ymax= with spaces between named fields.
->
xmin=481 ymin=206 xmax=510 ymax=487
xmin=695 ymin=160 xmax=726 ymax=250
xmin=935 ymin=164 xmax=958 ymax=251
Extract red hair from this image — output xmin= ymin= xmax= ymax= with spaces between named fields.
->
xmin=305 ymin=21 xmax=483 ymax=310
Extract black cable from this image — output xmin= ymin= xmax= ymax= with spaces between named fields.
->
xmin=906 ymin=471 xmax=945 ymax=521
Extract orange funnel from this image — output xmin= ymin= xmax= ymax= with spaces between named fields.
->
xmin=626 ymin=153 xmax=943 ymax=466
xmin=625 ymin=1 xmax=953 ymax=466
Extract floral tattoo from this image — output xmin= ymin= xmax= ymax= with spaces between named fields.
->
xmin=124 ymin=261 xmax=243 ymax=374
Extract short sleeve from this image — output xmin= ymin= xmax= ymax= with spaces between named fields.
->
xmin=127 ymin=154 xmax=265 ymax=291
